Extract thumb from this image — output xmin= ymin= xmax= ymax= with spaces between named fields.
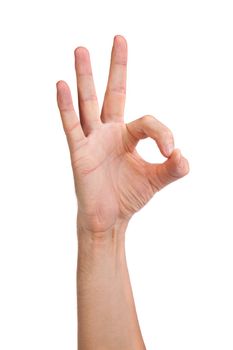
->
xmin=147 ymin=149 xmax=190 ymax=192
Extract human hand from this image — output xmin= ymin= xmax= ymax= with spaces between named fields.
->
xmin=56 ymin=35 xmax=189 ymax=234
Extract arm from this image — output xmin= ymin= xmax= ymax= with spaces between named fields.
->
xmin=56 ymin=35 xmax=189 ymax=350
xmin=77 ymin=215 xmax=146 ymax=350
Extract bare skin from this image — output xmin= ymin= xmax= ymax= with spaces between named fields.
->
xmin=56 ymin=35 xmax=189 ymax=350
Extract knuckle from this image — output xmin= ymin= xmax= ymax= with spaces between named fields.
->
xmin=139 ymin=114 xmax=156 ymax=124
xmin=141 ymin=114 xmax=155 ymax=123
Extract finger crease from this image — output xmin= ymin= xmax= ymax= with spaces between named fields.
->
xmin=80 ymin=95 xmax=98 ymax=102
xmin=107 ymin=87 xmax=126 ymax=95
xmin=65 ymin=121 xmax=81 ymax=134
xmin=113 ymin=61 xmax=127 ymax=66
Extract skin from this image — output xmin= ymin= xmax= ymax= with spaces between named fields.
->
xmin=56 ymin=35 xmax=189 ymax=350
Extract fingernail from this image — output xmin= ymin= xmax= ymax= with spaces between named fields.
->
xmin=165 ymin=143 xmax=174 ymax=156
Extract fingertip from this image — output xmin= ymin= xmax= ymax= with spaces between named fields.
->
xmin=180 ymin=154 xmax=190 ymax=176
xmin=113 ymin=35 xmax=128 ymax=51
xmin=172 ymin=149 xmax=190 ymax=177
xmin=56 ymin=80 xmax=62 ymax=89
xmin=160 ymin=129 xmax=175 ymax=158
xmin=163 ymin=142 xmax=175 ymax=158
xmin=56 ymin=80 xmax=68 ymax=90
xmin=114 ymin=34 xmax=127 ymax=42
xmin=171 ymin=148 xmax=181 ymax=161
xmin=56 ymin=80 xmax=73 ymax=109
xmin=164 ymin=148 xmax=182 ymax=178
xmin=74 ymin=47 xmax=92 ymax=75
xmin=74 ymin=46 xmax=90 ymax=59
xmin=56 ymin=81 xmax=64 ymax=98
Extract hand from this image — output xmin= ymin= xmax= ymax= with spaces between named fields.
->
xmin=56 ymin=35 xmax=189 ymax=234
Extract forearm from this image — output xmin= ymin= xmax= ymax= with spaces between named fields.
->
xmin=76 ymin=214 xmax=146 ymax=350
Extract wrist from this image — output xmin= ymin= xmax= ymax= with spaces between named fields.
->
xmin=76 ymin=210 xmax=130 ymax=243
xmin=77 ymin=212 xmax=130 ymax=275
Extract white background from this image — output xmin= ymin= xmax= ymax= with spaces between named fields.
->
xmin=0 ymin=0 xmax=233 ymax=349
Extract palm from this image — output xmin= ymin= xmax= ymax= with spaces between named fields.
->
xmin=57 ymin=35 xmax=189 ymax=232
xmin=70 ymin=122 xmax=155 ymax=228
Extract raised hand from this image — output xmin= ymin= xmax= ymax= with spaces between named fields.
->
xmin=56 ymin=35 xmax=189 ymax=234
